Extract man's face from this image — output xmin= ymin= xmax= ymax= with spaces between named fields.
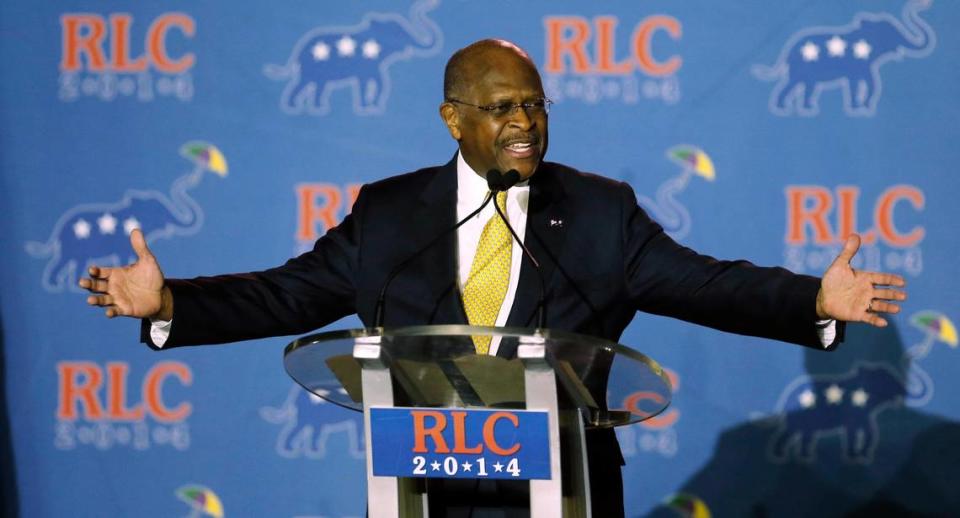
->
xmin=442 ymin=50 xmax=549 ymax=180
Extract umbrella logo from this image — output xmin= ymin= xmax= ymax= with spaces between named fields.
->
xmin=661 ymin=492 xmax=712 ymax=518
xmin=629 ymin=144 xmax=716 ymax=241
xmin=25 ymin=141 xmax=227 ymax=293
xmin=901 ymin=310 xmax=957 ymax=408
xmin=176 ymin=485 xmax=224 ymax=518
xmin=907 ymin=310 xmax=957 ymax=359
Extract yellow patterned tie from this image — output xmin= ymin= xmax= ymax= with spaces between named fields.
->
xmin=463 ymin=191 xmax=512 ymax=354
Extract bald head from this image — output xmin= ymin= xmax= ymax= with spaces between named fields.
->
xmin=438 ymin=38 xmax=548 ymax=180
xmin=443 ymin=39 xmax=538 ymax=101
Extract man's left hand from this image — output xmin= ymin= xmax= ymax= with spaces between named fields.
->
xmin=816 ymin=234 xmax=906 ymax=327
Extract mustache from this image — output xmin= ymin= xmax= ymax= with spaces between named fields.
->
xmin=499 ymin=135 xmax=542 ymax=146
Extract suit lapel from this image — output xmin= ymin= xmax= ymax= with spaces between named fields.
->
xmin=406 ymin=159 xmax=569 ymax=346
xmin=501 ymin=164 xmax=568 ymax=355
xmin=410 ymin=155 xmax=469 ymax=325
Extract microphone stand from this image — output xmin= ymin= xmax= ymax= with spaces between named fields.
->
xmin=373 ymin=191 xmax=494 ymax=328
xmin=491 ymin=187 xmax=547 ymax=329
xmin=374 ymin=168 xmax=549 ymax=330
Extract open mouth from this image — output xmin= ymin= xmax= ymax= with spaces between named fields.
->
xmin=503 ymin=140 xmax=539 ymax=159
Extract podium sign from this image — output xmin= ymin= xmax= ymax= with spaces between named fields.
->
xmin=284 ymin=325 xmax=672 ymax=517
xmin=370 ymin=407 xmax=551 ymax=480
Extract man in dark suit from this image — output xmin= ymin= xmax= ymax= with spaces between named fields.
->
xmin=81 ymin=39 xmax=906 ymax=517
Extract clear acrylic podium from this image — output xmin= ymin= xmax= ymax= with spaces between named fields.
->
xmin=284 ymin=325 xmax=671 ymax=518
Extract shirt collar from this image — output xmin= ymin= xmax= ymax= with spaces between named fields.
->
xmin=456 ymin=151 xmax=530 ymax=202
xmin=456 ymin=151 xmax=490 ymax=203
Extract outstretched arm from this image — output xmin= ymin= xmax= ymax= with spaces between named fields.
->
xmin=816 ymin=234 xmax=906 ymax=327
xmin=79 ymin=229 xmax=173 ymax=320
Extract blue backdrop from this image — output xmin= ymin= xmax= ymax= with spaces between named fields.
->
xmin=2 ymin=1 xmax=957 ymax=516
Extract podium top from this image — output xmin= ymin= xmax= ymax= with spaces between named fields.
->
xmin=284 ymin=325 xmax=671 ymax=428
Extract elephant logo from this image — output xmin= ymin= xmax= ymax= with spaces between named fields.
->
xmin=259 ymin=385 xmax=364 ymax=459
xmin=753 ymin=0 xmax=935 ymax=116
xmin=25 ymin=142 xmax=227 ymax=292
xmin=264 ymin=0 xmax=443 ymax=116
xmin=757 ymin=312 xmax=955 ymax=464
xmin=624 ymin=145 xmax=715 ymax=241
xmin=765 ymin=363 xmax=909 ymax=463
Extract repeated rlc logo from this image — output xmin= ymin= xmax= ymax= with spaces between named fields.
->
xmin=57 ymin=361 xmax=192 ymax=422
xmin=60 ymin=13 xmax=195 ymax=73
xmin=265 ymin=0 xmax=443 ymax=116
xmin=59 ymin=12 xmax=196 ymax=102
xmin=542 ymin=13 xmax=683 ymax=106
xmin=784 ymin=184 xmax=925 ymax=276
xmin=543 ymin=15 xmax=681 ymax=76
xmin=616 ymin=366 xmax=681 ymax=459
xmin=754 ymin=1 xmax=935 ymax=116
xmin=55 ymin=360 xmax=193 ymax=451
xmin=296 ymin=183 xmax=363 ymax=242
xmin=293 ymin=182 xmax=362 ymax=255
xmin=786 ymin=185 xmax=924 ymax=247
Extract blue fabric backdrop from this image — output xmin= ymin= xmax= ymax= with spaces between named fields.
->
xmin=1 ymin=1 xmax=957 ymax=516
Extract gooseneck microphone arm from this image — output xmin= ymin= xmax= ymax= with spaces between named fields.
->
xmin=491 ymin=181 xmax=548 ymax=329
xmin=372 ymin=190 xmax=495 ymax=328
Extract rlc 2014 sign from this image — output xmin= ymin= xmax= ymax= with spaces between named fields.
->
xmin=370 ymin=408 xmax=550 ymax=480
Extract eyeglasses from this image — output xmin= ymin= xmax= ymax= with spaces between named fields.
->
xmin=446 ymin=97 xmax=552 ymax=119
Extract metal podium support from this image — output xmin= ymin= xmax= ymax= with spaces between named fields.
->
xmin=519 ymin=333 xmax=585 ymax=517
xmin=354 ymin=334 xmax=426 ymax=518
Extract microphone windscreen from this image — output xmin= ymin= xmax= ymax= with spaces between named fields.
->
xmin=486 ymin=169 xmax=521 ymax=192
xmin=502 ymin=170 xmax=521 ymax=190
xmin=486 ymin=169 xmax=505 ymax=191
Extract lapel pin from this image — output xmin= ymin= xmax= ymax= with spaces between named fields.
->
xmin=549 ymin=218 xmax=564 ymax=228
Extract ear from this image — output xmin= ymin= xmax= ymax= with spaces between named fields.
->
xmin=439 ymin=103 xmax=462 ymax=140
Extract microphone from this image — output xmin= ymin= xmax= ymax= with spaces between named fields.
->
xmin=373 ymin=189 xmax=494 ymax=328
xmin=485 ymin=168 xmax=521 ymax=192
xmin=487 ymin=169 xmax=548 ymax=329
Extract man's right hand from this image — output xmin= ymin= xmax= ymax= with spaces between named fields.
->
xmin=79 ymin=228 xmax=173 ymax=320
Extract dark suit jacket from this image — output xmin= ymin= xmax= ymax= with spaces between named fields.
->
xmin=142 ymin=156 xmax=841 ymax=515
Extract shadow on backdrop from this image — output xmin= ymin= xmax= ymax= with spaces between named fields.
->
xmin=0 ymin=313 xmax=20 ymax=517
xmin=647 ymin=321 xmax=959 ymax=517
